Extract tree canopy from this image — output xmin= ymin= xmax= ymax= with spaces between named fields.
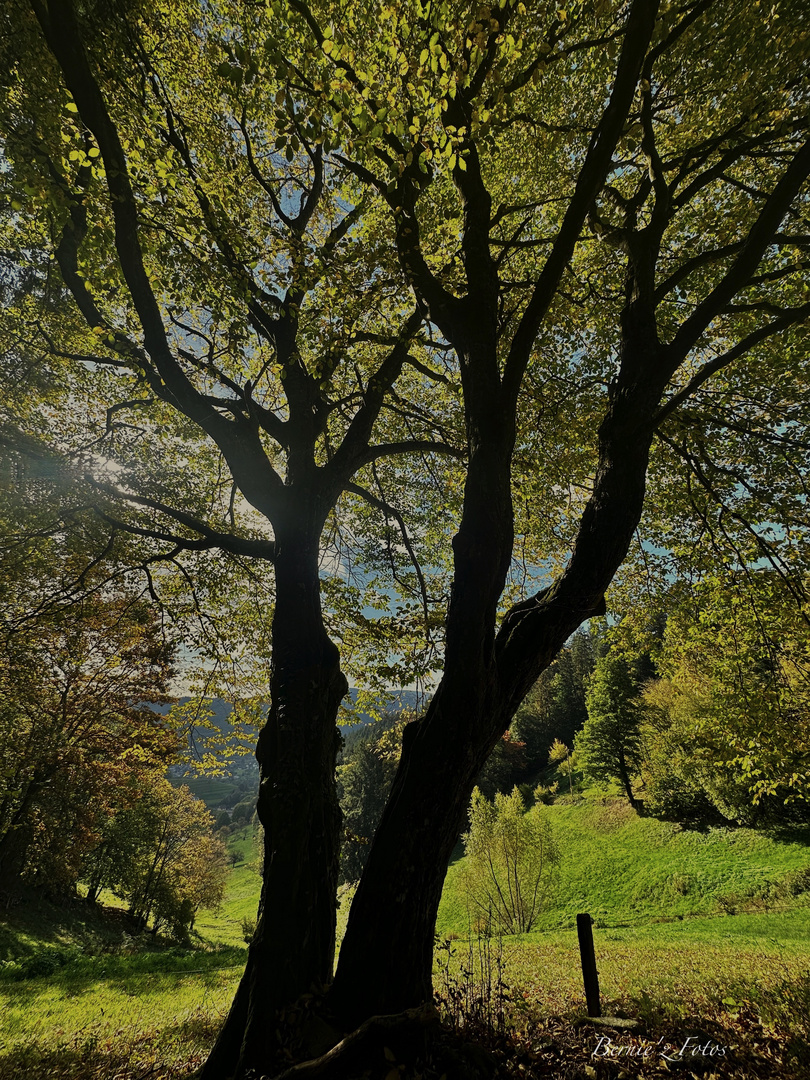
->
xmin=2 ymin=0 xmax=809 ymax=1074
xmin=639 ymin=570 xmax=810 ymax=824
xmin=0 ymin=590 xmax=177 ymax=889
xmin=85 ymin=775 xmax=229 ymax=939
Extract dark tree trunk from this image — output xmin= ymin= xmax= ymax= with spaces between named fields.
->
xmin=0 ymin=781 xmax=42 ymax=884
xmin=202 ymin=528 xmax=347 ymax=1080
xmin=333 ymin=333 xmax=666 ymax=1021
xmin=330 ymin=610 xmax=593 ymax=1022
xmin=617 ymin=750 xmax=639 ymax=811
xmin=332 ymin=406 xmax=524 ymax=1021
xmin=331 ymin=684 xmax=507 ymax=1021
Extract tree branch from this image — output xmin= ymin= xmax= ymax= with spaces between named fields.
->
xmin=323 ymin=310 xmax=424 ymax=487
xmin=85 ymin=478 xmax=278 ymax=561
xmin=502 ymin=0 xmax=661 ymax=403
xmin=665 ymin=138 xmax=810 ymax=366
xmin=345 ymin=482 xmax=431 ymax=633
xmin=655 ymin=302 xmax=810 ymax=427
xmin=355 ymin=439 xmax=465 ymax=467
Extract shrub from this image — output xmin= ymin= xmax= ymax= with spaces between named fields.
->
xmin=462 ymin=787 xmax=560 ymax=934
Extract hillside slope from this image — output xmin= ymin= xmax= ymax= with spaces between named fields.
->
xmin=437 ymin=797 xmax=810 ymax=936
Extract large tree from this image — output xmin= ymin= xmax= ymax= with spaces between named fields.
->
xmin=2 ymin=0 xmax=810 ymax=1075
xmin=0 ymin=592 xmax=177 ymax=889
xmin=3 ymin=1 xmax=461 ymax=1061
xmin=326 ymin=0 xmax=810 ymax=1033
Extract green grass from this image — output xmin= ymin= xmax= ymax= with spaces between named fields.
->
xmin=434 ymin=922 xmax=810 ymax=1059
xmin=169 ymin=775 xmax=237 ymax=808
xmin=193 ymin=824 xmax=261 ymax=947
xmin=226 ymin=824 xmax=258 ymax=865
xmin=0 ymin=895 xmax=136 ymax=966
xmin=195 ymin=864 xmax=259 ymax=948
xmin=432 ymin=795 xmax=810 ymax=1074
xmin=0 ymin=834 xmax=254 ymax=1073
xmin=0 ymin=902 xmax=244 ymax=1072
xmin=3 ymin=798 xmax=810 ymax=1078
xmin=0 ymin=957 xmax=241 ymax=1080
xmin=437 ymin=797 xmax=810 ymax=937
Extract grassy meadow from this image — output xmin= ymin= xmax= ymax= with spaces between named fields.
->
xmin=437 ymin=797 xmax=810 ymax=934
xmin=168 ymin=775 xmax=238 ymax=808
xmin=433 ymin=797 xmax=810 ymax=1077
xmin=2 ymin=803 xmax=810 ymax=1078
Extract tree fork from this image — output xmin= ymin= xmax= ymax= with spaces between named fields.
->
xmin=333 ymin=335 xmax=668 ymax=1021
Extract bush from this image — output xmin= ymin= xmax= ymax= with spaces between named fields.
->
xmin=462 ymin=787 xmax=560 ymax=934
xmin=772 ymin=865 xmax=810 ymax=900
xmin=1 ymin=948 xmax=80 ymax=982
xmin=231 ymin=800 xmax=256 ymax=824
xmin=533 ymin=782 xmax=558 ymax=805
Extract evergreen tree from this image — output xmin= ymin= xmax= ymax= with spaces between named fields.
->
xmin=577 ymin=653 xmax=643 ymax=809
xmin=512 ymin=628 xmax=600 ymax=773
xmin=336 ymin=714 xmax=406 ymax=884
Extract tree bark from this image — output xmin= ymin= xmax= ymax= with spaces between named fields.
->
xmin=333 ymin=327 xmax=666 ymax=1020
xmin=617 ymin=750 xmax=639 ymax=811
xmin=202 ymin=528 xmax=347 ymax=1080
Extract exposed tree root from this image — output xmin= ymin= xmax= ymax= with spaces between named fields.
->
xmin=267 ymin=1003 xmax=441 ymax=1080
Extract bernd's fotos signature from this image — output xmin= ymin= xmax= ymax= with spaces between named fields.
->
xmin=592 ymin=1034 xmax=728 ymax=1063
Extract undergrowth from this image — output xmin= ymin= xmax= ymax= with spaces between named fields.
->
xmin=433 ymin=933 xmax=810 ymax=1078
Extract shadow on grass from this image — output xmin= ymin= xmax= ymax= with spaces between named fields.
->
xmin=762 ymin=822 xmax=810 ymax=846
xmin=0 ymin=944 xmax=246 ymax=995
xmin=0 ymin=1036 xmax=209 ymax=1080
xmin=0 ymin=1003 xmax=224 ymax=1080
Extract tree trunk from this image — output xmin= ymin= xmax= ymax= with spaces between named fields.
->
xmin=332 ymin=414 xmax=523 ymax=1021
xmin=202 ymin=530 xmax=347 ymax=1080
xmin=330 ymin=623 xmax=583 ymax=1022
xmin=617 ymin=751 xmax=639 ymax=811
xmin=333 ymin=330 xmax=665 ymax=1021
xmin=0 ymin=779 xmax=42 ymax=884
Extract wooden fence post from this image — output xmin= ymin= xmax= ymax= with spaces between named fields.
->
xmin=576 ymin=913 xmax=601 ymax=1017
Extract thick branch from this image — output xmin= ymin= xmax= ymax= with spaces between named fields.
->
xmin=87 ymin=478 xmax=278 ymax=561
xmin=502 ymin=0 xmax=660 ymax=402
xmin=33 ymin=0 xmax=288 ymax=523
xmin=655 ymin=303 xmax=810 ymax=426
xmin=35 ymin=1 xmax=225 ymax=436
xmin=323 ymin=311 xmax=423 ymax=488
xmin=666 ymin=138 xmax=810 ymax=366
xmin=354 ymin=440 xmax=464 ymax=467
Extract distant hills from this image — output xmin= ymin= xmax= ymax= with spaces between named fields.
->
xmin=154 ymin=689 xmax=426 ymax=770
